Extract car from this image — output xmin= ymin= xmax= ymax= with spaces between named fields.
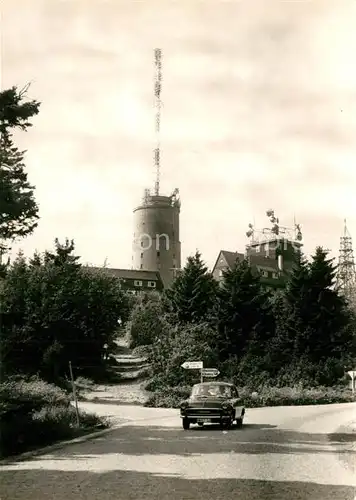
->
xmin=179 ymin=381 xmax=245 ymax=430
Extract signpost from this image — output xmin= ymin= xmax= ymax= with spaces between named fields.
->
xmin=181 ymin=361 xmax=203 ymax=370
xmin=201 ymin=368 xmax=220 ymax=378
xmin=181 ymin=361 xmax=204 ymax=382
xmin=181 ymin=362 xmax=220 ymax=383
xmin=347 ymin=370 xmax=356 ymax=394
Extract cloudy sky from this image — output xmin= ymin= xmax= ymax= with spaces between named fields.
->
xmin=2 ymin=0 xmax=356 ymax=269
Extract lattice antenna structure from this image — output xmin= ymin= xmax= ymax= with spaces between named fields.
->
xmin=335 ymin=219 xmax=356 ymax=307
xmin=153 ymin=48 xmax=162 ymax=196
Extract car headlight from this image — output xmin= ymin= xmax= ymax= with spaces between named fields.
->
xmin=222 ymin=402 xmax=233 ymax=410
xmin=180 ymin=401 xmax=189 ymax=410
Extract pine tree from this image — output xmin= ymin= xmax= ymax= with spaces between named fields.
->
xmin=44 ymin=238 xmax=81 ymax=269
xmin=306 ymin=247 xmax=351 ymax=362
xmin=216 ymin=259 xmax=275 ymax=363
xmin=274 ymin=247 xmax=354 ymax=385
xmin=165 ymin=251 xmax=218 ymax=324
xmin=0 ymin=85 xmax=40 ymax=256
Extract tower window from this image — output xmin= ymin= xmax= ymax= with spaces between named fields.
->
xmin=140 ymin=264 xmax=143 ymax=269
xmin=141 ymin=253 xmax=143 ymax=258
xmin=141 ymin=241 xmax=144 ymax=247
xmin=157 ymin=251 xmax=160 ymax=257
xmin=173 ymin=253 xmax=175 ymax=259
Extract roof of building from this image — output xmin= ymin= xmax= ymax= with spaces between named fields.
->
xmin=212 ymin=250 xmax=245 ymax=271
xmin=85 ymin=267 xmax=162 ymax=281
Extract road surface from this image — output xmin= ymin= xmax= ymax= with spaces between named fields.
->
xmin=1 ymin=402 xmax=355 ymax=500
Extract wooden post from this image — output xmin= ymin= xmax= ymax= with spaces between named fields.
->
xmin=69 ymin=361 xmax=80 ymax=427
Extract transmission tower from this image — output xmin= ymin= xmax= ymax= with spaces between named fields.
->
xmin=335 ymin=219 xmax=356 ymax=307
xmin=153 ymin=48 xmax=162 ymax=196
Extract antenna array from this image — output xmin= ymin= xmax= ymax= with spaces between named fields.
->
xmin=245 ymin=209 xmax=303 ymax=244
xmin=154 ymin=48 xmax=162 ymax=196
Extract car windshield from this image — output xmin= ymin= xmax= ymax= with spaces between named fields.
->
xmin=191 ymin=384 xmax=232 ymax=398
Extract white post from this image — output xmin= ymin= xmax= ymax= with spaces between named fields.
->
xmin=201 ymin=364 xmax=204 ymax=383
xmin=69 ymin=361 xmax=80 ymax=427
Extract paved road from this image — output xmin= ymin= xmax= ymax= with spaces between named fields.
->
xmin=1 ymin=403 xmax=355 ymax=500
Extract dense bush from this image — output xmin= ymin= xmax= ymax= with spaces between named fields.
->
xmin=149 ymin=321 xmax=219 ymax=388
xmin=144 ymin=384 xmax=356 ymax=409
xmin=0 ymin=378 xmax=108 ymax=458
xmin=144 ymin=386 xmax=191 ymax=408
xmin=128 ymin=292 xmax=169 ymax=349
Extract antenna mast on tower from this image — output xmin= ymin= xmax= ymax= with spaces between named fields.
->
xmin=335 ymin=219 xmax=356 ymax=308
xmin=154 ymin=48 xmax=162 ymax=196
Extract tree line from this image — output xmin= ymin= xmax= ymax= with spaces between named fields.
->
xmin=129 ymin=250 xmax=356 ymax=388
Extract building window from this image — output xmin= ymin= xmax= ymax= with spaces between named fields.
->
xmin=272 ymin=272 xmax=278 ymax=279
xmin=140 ymin=264 xmax=143 ymax=269
xmin=255 ymin=246 xmax=260 ymax=253
xmin=157 ymin=251 xmax=160 ymax=257
xmin=134 ymin=280 xmax=143 ymax=287
xmin=219 ymin=270 xmax=224 ymax=277
xmin=262 ymin=270 xmax=268 ymax=278
xmin=148 ymin=281 xmax=156 ymax=288
xmin=141 ymin=253 xmax=143 ymax=258
xmin=173 ymin=253 xmax=175 ymax=259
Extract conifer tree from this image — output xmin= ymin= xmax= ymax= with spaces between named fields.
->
xmin=165 ymin=251 xmax=218 ymax=324
xmin=0 ymin=85 xmax=40 ymax=257
xmin=216 ymin=259 xmax=275 ymax=363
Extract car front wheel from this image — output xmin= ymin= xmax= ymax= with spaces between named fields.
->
xmin=182 ymin=418 xmax=190 ymax=430
xmin=235 ymin=417 xmax=243 ymax=428
xmin=220 ymin=417 xmax=233 ymax=430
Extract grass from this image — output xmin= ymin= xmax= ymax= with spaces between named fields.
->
xmin=144 ymin=383 xmax=356 ymax=409
xmin=0 ymin=377 xmax=109 ymax=458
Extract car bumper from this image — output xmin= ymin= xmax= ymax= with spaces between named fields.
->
xmin=180 ymin=408 xmax=233 ymax=422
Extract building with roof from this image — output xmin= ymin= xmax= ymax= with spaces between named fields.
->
xmin=212 ymin=210 xmax=303 ymax=291
xmin=86 ymin=267 xmax=164 ymax=295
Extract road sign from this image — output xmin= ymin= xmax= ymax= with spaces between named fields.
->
xmin=201 ymin=368 xmax=220 ymax=377
xmin=181 ymin=361 xmax=203 ymax=370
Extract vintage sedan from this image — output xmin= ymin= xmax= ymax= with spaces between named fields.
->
xmin=180 ymin=381 xmax=245 ymax=430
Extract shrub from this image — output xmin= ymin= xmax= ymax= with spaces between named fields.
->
xmin=0 ymin=377 xmax=108 ymax=458
xmin=149 ymin=322 xmax=219 ymax=388
xmin=240 ymin=385 xmax=356 ymax=407
xmin=144 ymin=383 xmax=356 ymax=409
xmin=128 ymin=292 xmax=167 ymax=349
xmin=132 ymin=345 xmax=152 ymax=359
xmin=144 ymin=386 xmax=191 ymax=408
xmin=0 ymin=377 xmax=70 ymax=409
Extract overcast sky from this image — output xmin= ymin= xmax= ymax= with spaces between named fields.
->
xmin=3 ymin=0 xmax=356 ymax=269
